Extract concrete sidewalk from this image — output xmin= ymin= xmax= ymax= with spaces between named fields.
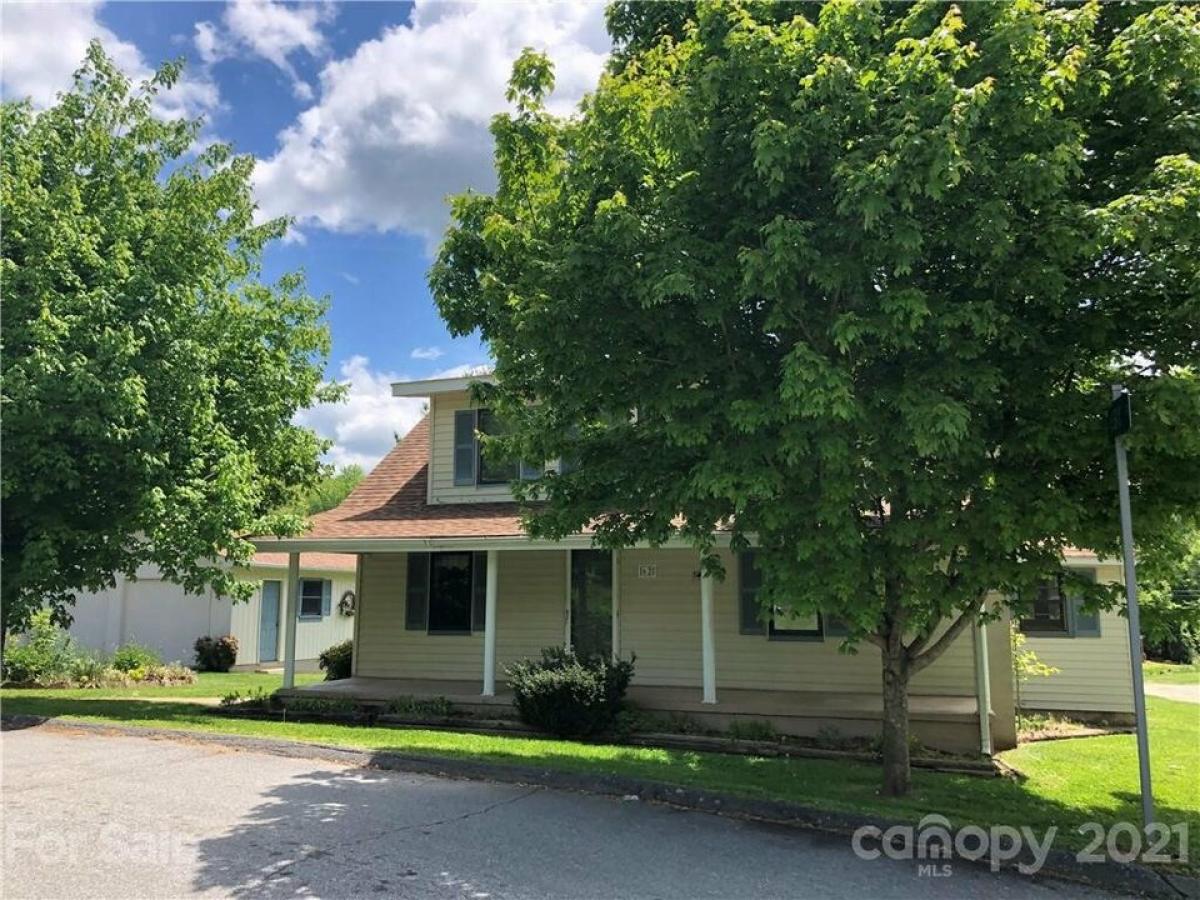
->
xmin=1145 ymin=681 xmax=1200 ymax=704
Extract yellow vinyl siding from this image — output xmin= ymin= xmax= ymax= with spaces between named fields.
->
xmin=1019 ymin=565 xmax=1134 ymax=714
xmin=496 ymin=551 xmax=567 ymax=670
xmin=620 ymin=548 xmax=975 ymax=694
xmin=619 ymin=550 xmax=703 ymax=687
xmin=355 ymin=551 xmax=564 ymax=680
xmin=428 ymin=391 xmax=516 ymax=505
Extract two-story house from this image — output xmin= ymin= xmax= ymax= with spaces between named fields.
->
xmin=253 ymin=373 xmax=1136 ymax=753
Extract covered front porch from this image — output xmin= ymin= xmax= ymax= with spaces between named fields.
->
xmin=260 ymin=542 xmax=1005 ymax=754
xmin=269 ymin=543 xmax=720 ymax=702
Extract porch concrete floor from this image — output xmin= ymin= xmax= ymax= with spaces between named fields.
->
xmin=279 ymin=677 xmax=977 ymax=721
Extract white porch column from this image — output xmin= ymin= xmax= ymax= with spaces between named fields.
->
xmin=282 ymin=552 xmax=300 ymax=689
xmin=611 ymin=549 xmax=621 ymax=660
xmin=974 ymin=614 xmax=993 ymax=755
xmin=482 ymin=549 xmax=499 ymax=696
xmin=700 ymin=570 xmax=717 ymax=704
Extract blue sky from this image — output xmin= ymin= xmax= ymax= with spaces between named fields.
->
xmin=2 ymin=0 xmax=610 ymax=467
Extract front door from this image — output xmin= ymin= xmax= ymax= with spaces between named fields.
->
xmin=570 ymin=550 xmax=612 ymax=660
xmin=259 ymin=580 xmax=281 ymax=662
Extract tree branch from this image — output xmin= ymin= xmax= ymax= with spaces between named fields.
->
xmin=906 ymin=599 xmax=983 ymax=676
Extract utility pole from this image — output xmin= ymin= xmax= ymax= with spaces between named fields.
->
xmin=1109 ymin=384 xmax=1155 ymax=828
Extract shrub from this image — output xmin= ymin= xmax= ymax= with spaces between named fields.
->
xmin=193 ymin=635 xmax=238 ymax=672
xmin=727 ymin=719 xmax=778 ymax=742
xmin=386 ymin=695 xmax=455 ymax=717
xmin=283 ymin=696 xmax=359 ymax=715
xmin=1144 ymin=628 xmax=1199 ymax=665
xmin=221 ymin=687 xmax=273 ymax=709
xmin=505 ymin=646 xmax=635 ymax=737
xmin=3 ymin=609 xmax=77 ymax=685
xmin=68 ymin=650 xmax=111 ymax=688
xmin=318 ymin=639 xmax=353 ymax=680
xmin=111 ymin=641 xmax=162 ymax=672
xmin=135 ymin=663 xmax=196 ymax=685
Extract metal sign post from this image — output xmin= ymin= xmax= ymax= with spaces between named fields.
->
xmin=1109 ymin=384 xmax=1155 ymax=828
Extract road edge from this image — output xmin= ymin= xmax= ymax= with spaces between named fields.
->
xmin=4 ymin=714 xmax=1195 ymax=899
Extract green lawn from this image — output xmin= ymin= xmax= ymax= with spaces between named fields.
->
xmin=1143 ymin=660 xmax=1200 ymax=685
xmin=2 ymin=685 xmax=1196 ymax=869
xmin=0 ymin=671 xmax=324 ymax=699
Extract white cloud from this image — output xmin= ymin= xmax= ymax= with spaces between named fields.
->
xmin=340 ymin=271 xmax=360 ymax=285
xmin=253 ymin=0 xmax=610 ymax=250
xmin=195 ymin=0 xmax=334 ymax=102
xmin=410 ymin=346 xmax=444 ymax=361
xmin=193 ymin=21 xmax=222 ymax=65
xmin=297 ymin=356 xmax=487 ymax=469
xmin=1 ymin=1 xmax=218 ymax=118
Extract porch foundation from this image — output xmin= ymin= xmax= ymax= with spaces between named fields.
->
xmin=279 ymin=677 xmax=985 ymax=753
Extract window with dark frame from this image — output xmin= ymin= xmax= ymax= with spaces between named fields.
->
xmin=405 ymin=551 xmax=487 ymax=634
xmin=738 ymin=551 xmax=824 ymax=640
xmin=1020 ymin=578 xmax=1069 ymax=633
xmin=299 ymin=579 xmax=326 ymax=618
xmin=464 ymin=408 xmax=541 ymax=485
xmin=476 ymin=409 xmax=518 ymax=485
xmin=428 ymin=552 xmax=475 ymax=633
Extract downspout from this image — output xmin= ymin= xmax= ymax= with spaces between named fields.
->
xmin=974 ymin=613 xmax=993 ymax=756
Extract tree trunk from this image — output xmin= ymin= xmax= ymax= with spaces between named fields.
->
xmin=880 ymin=629 xmax=911 ymax=796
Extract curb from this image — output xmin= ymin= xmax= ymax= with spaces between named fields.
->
xmin=4 ymin=714 xmax=1195 ymax=898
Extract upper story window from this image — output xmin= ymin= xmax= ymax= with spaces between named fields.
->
xmin=454 ymin=408 xmax=542 ymax=486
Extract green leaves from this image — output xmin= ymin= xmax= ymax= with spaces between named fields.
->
xmin=430 ymin=0 xmax=1200 ymax=668
xmin=1 ymin=42 xmax=332 ymax=635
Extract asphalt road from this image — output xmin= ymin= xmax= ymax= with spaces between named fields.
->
xmin=1 ymin=726 xmax=1108 ymax=899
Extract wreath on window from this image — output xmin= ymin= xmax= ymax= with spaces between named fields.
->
xmin=338 ymin=589 xmax=356 ymax=617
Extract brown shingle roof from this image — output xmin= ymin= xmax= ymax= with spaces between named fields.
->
xmin=299 ymin=417 xmax=529 ymax=540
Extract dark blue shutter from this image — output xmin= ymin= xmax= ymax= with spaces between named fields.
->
xmin=453 ymin=410 xmax=477 ymax=486
xmin=1070 ymin=569 xmax=1101 ymax=637
xmin=406 ymin=553 xmax=430 ymax=630
xmin=739 ymin=552 xmax=765 ymax=635
xmin=471 ymin=552 xmax=488 ymax=632
xmin=321 ymin=580 xmax=332 ymax=616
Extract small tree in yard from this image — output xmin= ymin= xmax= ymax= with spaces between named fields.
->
xmin=1 ymin=43 xmax=339 ymax=651
xmin=1010 ymin=624 xmax=1059 ymax=731
xmin=431 ymin=3 xmax=1200 ymax=794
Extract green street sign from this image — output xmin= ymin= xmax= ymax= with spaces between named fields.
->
xmin=1109 ymin=390 xmax=1132 ymax=439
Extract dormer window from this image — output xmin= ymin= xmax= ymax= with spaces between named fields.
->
xmin=477 ymin=409 xmax=519 ymax=484
xmin=453 ymin=408 xmax=541 ymax=486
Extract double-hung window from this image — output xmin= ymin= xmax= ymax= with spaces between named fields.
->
xmin=298 ymin=579 xmax=330 ymax=619
xmin=1019 ymin=571 xmax=1101 ymax=637
xmin=405 ymin=552 xmax=487 ymax=635
xmin=1020 ymin=579 xmax=1069 ymax=633
xmin=738 ymin=551 xmax=824 ymax=640
xmin=453 ymin=408 xmax=541 ymax=486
